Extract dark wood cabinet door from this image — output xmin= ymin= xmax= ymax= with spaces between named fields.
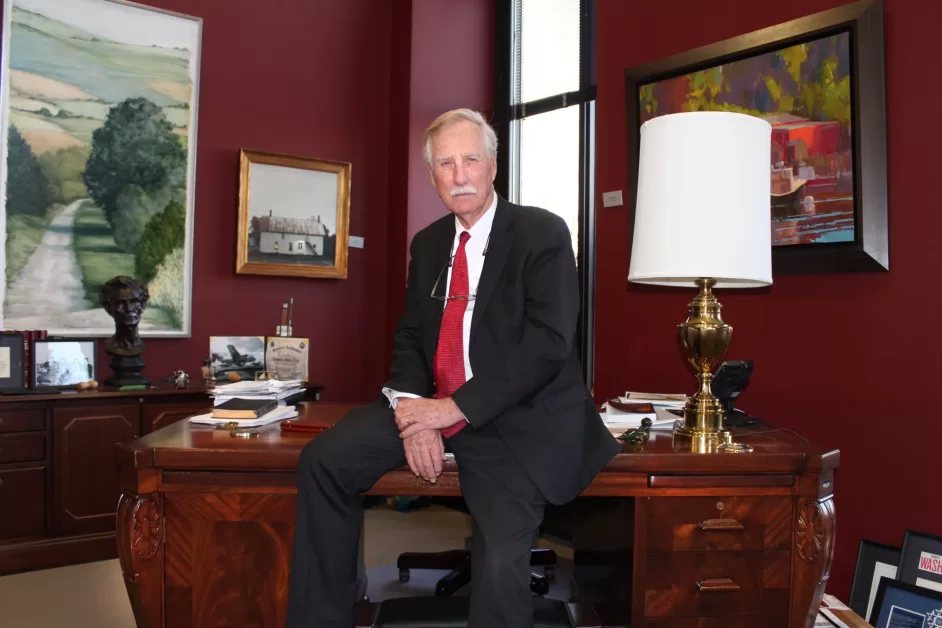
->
xmin=52 ymin=403 xmax=141 ymax=534
xmin=0 ymin=466 xmax=45 ymax=539
xmin=142 ymin=400 xmax=211 ymax=434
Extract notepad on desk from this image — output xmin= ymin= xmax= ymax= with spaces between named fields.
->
xmin=602 ymin=397 xmax=678 ymax=432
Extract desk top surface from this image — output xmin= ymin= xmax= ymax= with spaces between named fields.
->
xmin=118 ymin=403 xmax=839 ymax=478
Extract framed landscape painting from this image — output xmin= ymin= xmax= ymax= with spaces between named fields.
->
xmin=236 ymin=149 xmax=350 ymax=279
xmin=0 ymin=0 xmax=202 ymax=336
xmin=624 ymin=0 xmax=887 ymax=274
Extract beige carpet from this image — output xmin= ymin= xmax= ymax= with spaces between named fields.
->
xmin=0 ymin=504 xmax=476 ymax=628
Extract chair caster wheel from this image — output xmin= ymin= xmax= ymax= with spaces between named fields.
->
xmin=399 ymin=569 xmax=410 ymax=583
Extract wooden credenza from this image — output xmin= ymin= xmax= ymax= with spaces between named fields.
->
xmin=116 ymin=403 xmax=839 ymax=628
xmin=0 ymin=386 xmax=211 ymax=574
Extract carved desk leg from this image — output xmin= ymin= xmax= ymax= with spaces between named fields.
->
xmin=791 ymin=472 xmax=836 ymax=628
xmin=117 ymin=490 xmax=164 ymax=628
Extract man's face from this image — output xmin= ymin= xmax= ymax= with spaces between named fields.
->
xmin=429 ymin=120 xmax=497 ymax=228
xmin=111 ymin=290 xmax=144 ymax=326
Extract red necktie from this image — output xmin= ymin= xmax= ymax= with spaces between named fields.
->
xmin=435 ymin=231 xmax=470 ymax=438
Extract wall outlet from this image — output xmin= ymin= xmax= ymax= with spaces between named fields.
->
xmin=602 ymin=190 xmax=624 ymax=207
xmin=349 ymin=235 xmax=364 ymax=248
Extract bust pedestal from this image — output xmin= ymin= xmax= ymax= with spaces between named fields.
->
xmin=105 ymin=352 xmax=150 ymax=387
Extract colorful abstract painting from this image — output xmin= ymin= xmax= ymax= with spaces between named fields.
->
xmin=639 ymin=32 xmax=854 ymax=248
xmin=0 ymin=0 xmax=201 ymax=336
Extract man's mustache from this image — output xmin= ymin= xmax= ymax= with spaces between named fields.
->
xmin=450 ymin=185 xmax=477 ymax=196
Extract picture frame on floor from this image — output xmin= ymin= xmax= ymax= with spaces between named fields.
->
xmin=869 ymin=578 xmax=942 ymax=627
xmin=849 ymin=539 xmax=900 ymax=619
xmin=898 ymin=529 xmax=942 ymax=594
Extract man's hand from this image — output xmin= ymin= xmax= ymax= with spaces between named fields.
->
xmin=395 ymin=397 xmax=466 ymax=439
xmin=402 ymin=429 xmax=446 ymax=483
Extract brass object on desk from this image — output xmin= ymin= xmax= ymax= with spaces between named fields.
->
xmin=231 ymin=429 xmax=259 ymax=439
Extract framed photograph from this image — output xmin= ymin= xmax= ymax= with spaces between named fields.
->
xmin=32 ymin=338 xmax=95 ymax=387
xmin=209 ymin=336 xmax=265 ymax=382
xmin=869 ymin=578 xmax=942 ymax=627
xmin=624 ymin=0 xmax=887 ymax=275
xmin=898 ymin=530 xmax=942 ymax=594
xmin=850 ymin=539 xmax=901 ymax=619
xmin=236 ymin=149 xmax=351 ymax=279
xmin=0 ymin=333 xmax=26 ymax=388
xmin=265 ymin=336 xmax=309 ymax=382
xmin=1 ymin=0 xmax=202 ymax=336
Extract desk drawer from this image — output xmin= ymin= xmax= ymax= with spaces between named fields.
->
xmin=643 ymin=550 xmax=789 ymax=618
xmin=0 ymin=434 xmax=45 ymax=463
xmin=0 ymin=410 xmax=44 ymax=433
xmin=644 ymin=496 xmax=792 ymax=551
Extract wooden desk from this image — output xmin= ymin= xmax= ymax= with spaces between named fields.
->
xmin=116 ymin=403 xmax=839 ymax=628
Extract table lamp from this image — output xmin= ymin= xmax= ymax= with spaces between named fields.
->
xmin=628 ymin=111 xmax=772 ymax=453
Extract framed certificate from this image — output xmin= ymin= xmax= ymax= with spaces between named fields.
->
xmin=0 ymin=333 xmax=25 ymax=388
xmin=265 ymin=337 xmax=309 ymax=382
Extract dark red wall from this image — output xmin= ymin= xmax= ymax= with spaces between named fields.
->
xmin=595 ymin=0 xmax=942 ymax=599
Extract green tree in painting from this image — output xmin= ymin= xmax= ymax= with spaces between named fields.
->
xmin=5 ymin=126 xmax=51 ymax=216
xmin=83 ymin=97 xmax=185 ymax=225
xmin=38 ymin=146 xmax=90 ymax=204
xmin=135 ymin=199 xmax=185 ymax=284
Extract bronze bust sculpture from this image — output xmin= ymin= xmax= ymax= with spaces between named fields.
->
xmin=100 ymin=276 xmax=150 ymax=385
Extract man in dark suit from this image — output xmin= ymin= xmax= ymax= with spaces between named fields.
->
xmin=286 ymin=109 xmax=620 ymax=628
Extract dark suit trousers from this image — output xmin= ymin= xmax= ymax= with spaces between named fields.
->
xmin=285 ymin=400 xmax=546 ymax=628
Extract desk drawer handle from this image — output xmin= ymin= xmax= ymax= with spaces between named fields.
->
xmin=699 ymin=518 xmax=744 ymax=531
xmin=697 ymin=578 xmax=740 ymax=592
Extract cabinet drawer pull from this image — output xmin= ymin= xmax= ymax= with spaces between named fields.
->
xmin=698 ymin=518 xmax=744 ymax=531
xmin=697 ymin=578 xmax=740 ymax=592
xmin=0 ymin=417 xmax=4 ymax=426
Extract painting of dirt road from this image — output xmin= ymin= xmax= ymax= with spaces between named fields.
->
xmin=0 ymin=0 xmax=201 ymax=336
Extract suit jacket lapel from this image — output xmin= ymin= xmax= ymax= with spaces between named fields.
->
xmin=471 ymin=198 xmax=514 ymax=343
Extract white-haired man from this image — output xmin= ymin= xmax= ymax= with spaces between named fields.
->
xmin=287 ymin=109 xmax=619 ymax=628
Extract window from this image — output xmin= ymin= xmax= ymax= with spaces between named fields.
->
xmin=495 ymin=0 xmax=597 ymax=384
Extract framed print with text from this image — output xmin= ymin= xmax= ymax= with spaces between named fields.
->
xmin=0 ymin=332 xmax=25 ymax=388
xmin=869 ymin=578 xmax=942 ymax=627
xmin=898 ymin=529 xmax=942 ymax=594
xmin=265 ymin=336 xmax=309 ymax=382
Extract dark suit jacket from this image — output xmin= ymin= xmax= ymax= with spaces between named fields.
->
xmin=384 ymin=197 xmax=620 ymax=504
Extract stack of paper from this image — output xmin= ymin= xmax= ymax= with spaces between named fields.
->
xmin=189 ymin=404 xmax=299 ymax=428
xmin=601 ymin=391 xmax=688 ymax=432
xmin=211 ymin=379 xmax=305 ymax=406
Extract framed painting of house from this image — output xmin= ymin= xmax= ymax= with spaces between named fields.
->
xmin=0 ymin=0 xmax=201 ymax=336
xmin=236 ymin=149 xmax=350 ymax=279
xmin=624 ymin=0 xmax=887 ymax=274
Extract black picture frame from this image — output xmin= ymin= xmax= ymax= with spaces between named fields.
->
xmin=0 ymin=333 xmax=25 ymax=388
xmin=624 ymin=0 xmax=887 ymax=275
xmin=869 ymin=578 xmax=942 ymax=627
xmin=898 ymin=529 xmax=942 ymax=593
xmin=31 ymin=339 xmax=96 ymax=388
xmin=850 ymin=539 xmax=901 ymax=619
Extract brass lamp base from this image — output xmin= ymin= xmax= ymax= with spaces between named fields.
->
xmin=673 ymin=278 xmax=754 ymax=454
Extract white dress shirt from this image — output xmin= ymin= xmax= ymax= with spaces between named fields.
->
xmin=383 ymin=193 xmax=497 ymax=408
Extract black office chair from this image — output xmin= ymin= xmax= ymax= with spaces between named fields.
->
xmin=372 ymin=595 xmax=576 ymax=627
xmin=396 ymin=543 xmax=557 ymax=596
xmin=394 ymin=495 xmax=556 ymax=597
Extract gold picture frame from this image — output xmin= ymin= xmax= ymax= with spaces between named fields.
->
xmin=237 ymin=149 xmax=351 ymax=279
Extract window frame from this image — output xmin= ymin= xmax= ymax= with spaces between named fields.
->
xmin=494 ymin=0 xmax=597 ymax=386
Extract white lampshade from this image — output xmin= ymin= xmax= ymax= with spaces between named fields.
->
xmin=628 ymin=111 xmax=773 ymax=288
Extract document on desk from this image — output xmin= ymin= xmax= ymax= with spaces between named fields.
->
xmin=601 ymin=396 xmax=680 ymax=431
xmin=188 ymin=405 xmax=299 ymax=428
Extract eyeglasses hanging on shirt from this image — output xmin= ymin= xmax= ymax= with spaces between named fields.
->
xmin=429 ymin=233 xmax=490 ymax=302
